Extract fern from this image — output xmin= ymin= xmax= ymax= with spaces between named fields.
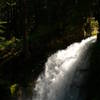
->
xmin=0 ymin=20 xmax=7 ymax=34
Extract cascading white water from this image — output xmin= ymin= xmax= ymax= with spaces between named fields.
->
xmin=32 ymin=36 xmax=97 ymax=100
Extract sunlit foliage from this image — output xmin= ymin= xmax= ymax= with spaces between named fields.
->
xmin=83 ymin=17 xmax=99 ymax=37
xmin=10 ymin=84 xmax=18 ymax=96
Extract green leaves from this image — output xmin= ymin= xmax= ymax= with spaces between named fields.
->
xmin=10 ymin=84 xmax=18 ymax=96
xmin=0 ymin=29 xmax=5 ymax=34
xmin=0 ymin=21 xmax=7 ymax=24
xmin=83 ymin=17 xmax=99 ymax=37
xmin=0 ymin=20 xmax=7 ymax=34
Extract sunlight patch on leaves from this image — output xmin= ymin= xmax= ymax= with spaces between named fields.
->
xmin=83 ymin=17 xmax=99 ymax=37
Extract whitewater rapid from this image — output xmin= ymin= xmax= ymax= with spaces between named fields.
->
xmin=32 ymin=36 xmax=97 ymax=100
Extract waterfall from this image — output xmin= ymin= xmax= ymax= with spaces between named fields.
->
xmin=32 ymin=36 xmax=97 ymax=100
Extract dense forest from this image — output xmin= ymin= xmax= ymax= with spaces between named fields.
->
xmin=0 ymin=0 xmax=100 ymax=100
